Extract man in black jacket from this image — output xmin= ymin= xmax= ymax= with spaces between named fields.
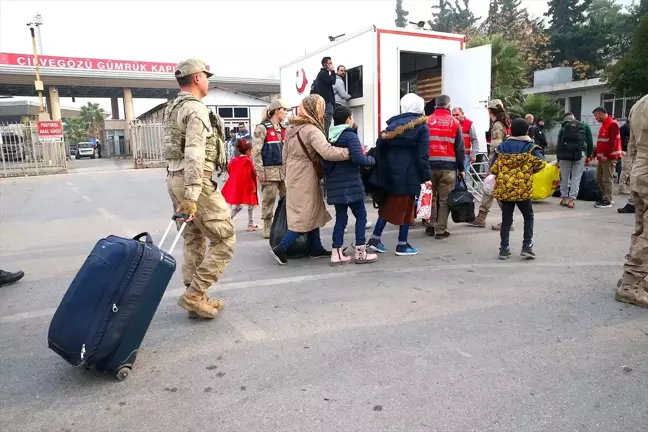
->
xmin=314 ymin=56 xmax=337 ymax=134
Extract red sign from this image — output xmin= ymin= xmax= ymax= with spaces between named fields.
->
xmin=295 ymin=68 xmax=308 ymax=94
xmin=37 ymin=120 xmax=63 ymax=137
xmin=0 ymin=53 xmax=209 ymax=74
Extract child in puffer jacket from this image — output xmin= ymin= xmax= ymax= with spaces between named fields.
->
xmin=323 ymin=106 xmax=377 ymax=265
xmin=489 ymin=118 xmax=546 ymax=260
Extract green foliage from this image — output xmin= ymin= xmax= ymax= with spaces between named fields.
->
xmin=19 ymin=116 xmax=31 ymax=126
xmin=395 ymin=0 xmax=409 ymax=28
xmin=80 ymin=102 xmax=105 ymax=139
xmin=602 ymin=15 xmax=648 ymax=97
xmin=63 ymin=116 xmax=89 ymax=144
xmin=509 ymin=94 xmax=562 ymax=130
xmin=428 ymin=0 xmax=480 ymax=34
xmin=467 ymin=34 xmax=528 ymax=108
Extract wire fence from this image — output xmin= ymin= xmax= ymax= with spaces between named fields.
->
xmin=0 ymin=122 xmax=68 ymax=178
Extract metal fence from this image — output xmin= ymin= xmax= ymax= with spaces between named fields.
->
xmin=0 ymin=122 xmax=68 ymax=178
xmin=130 ymin=121 xmax=166 ymax=169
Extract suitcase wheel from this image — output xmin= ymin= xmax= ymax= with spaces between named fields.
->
xmin=116 ymin=366 xmax=131 ymax=381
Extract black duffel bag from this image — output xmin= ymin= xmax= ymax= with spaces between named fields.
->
xmin=269 ymin=196 xmax=312 ymax=258
xmin=448 ymin=177 xmax=476 ymax=223
xmin=577 ymin=167 xmax=603 ymax=201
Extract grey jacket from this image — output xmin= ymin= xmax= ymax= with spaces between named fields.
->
xmin=333 ymin=75 xmax=351 ymax=106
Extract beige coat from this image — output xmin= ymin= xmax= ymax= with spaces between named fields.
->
xmin=283 ymin=124 xmax=349 ymax=232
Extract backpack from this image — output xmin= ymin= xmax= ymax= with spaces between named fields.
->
xmin=557 ymin=120 xmax=585 ymax=161
xmin=309 ymin=80 xmax=319 ymax=95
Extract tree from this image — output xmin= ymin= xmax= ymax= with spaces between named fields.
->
xmin=581 ymin=0 xmax=627 ymax=72
xmin=544 ymin=0 xmax=593 ymax=76
xmin=428 ymin=0 xmax=480 ymax=34
xmin=395 ymin=0 xmax=409 ymax=28
xmin=467 ymin=35 xmax=528 ymax=108
xmin=509 ymin=94 xmax=562 ymax=130
xmin=618 ymin=0 xmax=648 ymax=55
xmin=63 ymin=116 xmax=89 ymax=145
xmin=80 ymin=102 xmax=106 ymax=139
xmin=19 ymin=116 xmax=31 ymax=126
xmin=603 ymin=15 xmax=648 ymax=97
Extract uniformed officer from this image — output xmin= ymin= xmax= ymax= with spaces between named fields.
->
xmin=163 ymin=59 xmax=236 ymax=319
xmin=252 ymin=98 xmax=290 ymax=238
xmin=617 ymin=94 xmax=648 ymax=308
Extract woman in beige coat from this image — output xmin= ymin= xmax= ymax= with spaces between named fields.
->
xmin=270 ymin=95 xmax=350 ymax=265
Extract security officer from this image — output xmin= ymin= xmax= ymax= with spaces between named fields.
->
xmin=252 ymin=98 xmax=290 ymax=238
xmin=617 ymin=94 xmax=648 ymax=308
xmin=164 ymin=59 xmax=236 ymax=319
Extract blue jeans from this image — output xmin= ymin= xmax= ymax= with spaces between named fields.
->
xmin=332 ymin=201 xmax=367 ymax=248
xmin=372 ymin=217 xmax=410 ymax=244
xmin=279 ymin=228 xmax=324 ymax=252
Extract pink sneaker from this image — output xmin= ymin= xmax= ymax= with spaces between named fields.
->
xmin=354 ymin=245 xmax=377 ymax=264
xmin=330 ymin=248 xmax=352 ymax=266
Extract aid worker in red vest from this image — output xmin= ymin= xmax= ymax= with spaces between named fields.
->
xmin=593 ymin=106 xmax=622 ymax=208
xmin=425 ymin=95 xmax=465 ymax=239
xmin=452 ymin=107 xmax=479 ymax=173
xmin=252 ymin=98 xmax=289 ymax=238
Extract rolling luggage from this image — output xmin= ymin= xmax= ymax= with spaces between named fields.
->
xmin=47 ymin=214 xmax=186 ymax=380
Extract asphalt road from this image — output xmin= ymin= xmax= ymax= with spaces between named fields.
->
xmin=0 ymin=159 xmax=646 ymax=432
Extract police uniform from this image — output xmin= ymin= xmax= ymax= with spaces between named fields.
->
xmin=252 ymin=99 xmax=289 ymax=238
xmin=164 ymin=59 xmax=236 ymax=319
xmin=617 ymin=94 xmax=648 ymax=308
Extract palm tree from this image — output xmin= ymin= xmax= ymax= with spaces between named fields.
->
xmin=63 ymin=116 xmax=89 ymax=144
xmin=467 ymin=34 xmax=529 ymax=109
xmin=80 ymin=102 xmax=106 ymax=139
xmin=510 ymin=94 xmax=562 ymax=130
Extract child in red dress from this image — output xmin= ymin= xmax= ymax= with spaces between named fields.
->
xmin=222 ymin=139 xmax=260 ymax=231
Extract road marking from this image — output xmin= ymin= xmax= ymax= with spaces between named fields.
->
xmin=224 ymin=312 xmax=269 ymax=341
xmin=81 ymin=195 xmax=93 ymax=203
xmin=66 ymin=182 xmax=74 ymax=186
xmin=71 ymin=187 xmax=80 ymax=194
xmin=0 ymin=260 xmax=622 ymax=325
xmin=96 ymin=207 xmax=115 ymax=219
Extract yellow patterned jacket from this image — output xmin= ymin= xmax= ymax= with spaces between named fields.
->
xmin=489 ymin=136 xmax=546 ymax=202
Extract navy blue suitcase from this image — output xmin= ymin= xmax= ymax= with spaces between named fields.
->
xmin=48 ymin=216 xmax=186 ymax=380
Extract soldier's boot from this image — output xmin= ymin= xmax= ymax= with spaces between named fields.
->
xmin=263 ymin=219 xmax=272 ymax=239
xmin=616 ymin=273 xmax=648 ymax=308
xmin=188 ymin=297 xmax=225 ymax=319
xmin=468 ymin=210 xmax=487 ymax=228
xmin=178 ymin=290 xmax=219 ymax=319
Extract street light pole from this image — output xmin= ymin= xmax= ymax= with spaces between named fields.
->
xmin=27 ymin=24 xmax=45 ymax=114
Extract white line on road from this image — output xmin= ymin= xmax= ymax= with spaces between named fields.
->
xmin=0 ymin=260 xmax=622 ymax=325
xmin=96 ymin=207 xmax=115 ymax=219
xmin=81 ymin=195 xmax=93 ymax=203
xmin=71 ymin=187 xmax=80 ymax=194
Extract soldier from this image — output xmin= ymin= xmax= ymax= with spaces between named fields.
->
xmin=616 ymin=94 xmax=648 ymax=308
xmin=253 ymin=98 xmax=290 ymax=238
xmin=164 ymin=59 xmax=236 ymax=319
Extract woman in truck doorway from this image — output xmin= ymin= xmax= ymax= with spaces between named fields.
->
xmin=366 ymin=93 xmax=432 ymax=256
xmin=269 ymin=94 xmax=350 ymax=265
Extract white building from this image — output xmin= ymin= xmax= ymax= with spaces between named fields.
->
xmin=136 ymin=86 xmax=274 ymax=138
xmin=523 ymin=67 xmax=638 ymax=146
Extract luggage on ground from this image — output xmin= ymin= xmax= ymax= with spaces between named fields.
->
xmin=577 ymin=167 xmax=603 ymax=201
xmin=448 ymin=178 xmax=476 ymax=223
xmin=531 ymin=164 xmax=560 ymax=200
xmin=48 ymin=215 xmax=185 ymax=380
xmin=269 ymin=196 xmax=312 ymax=258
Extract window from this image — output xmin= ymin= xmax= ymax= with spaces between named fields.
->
xmin=218 ymin=107 xmax=233 ymax=118
xmin=600 ymin=93 xmax=638 ymax=119
xmin=568 ymin=96 xmax=582 ymax=120
xmin=346 ymin=65 xmax=363 ymax=99
xmin=233 ymin=107 xmax=249 ymax=118
xmin=557 ymin=98 xmax=566 ymax=115
xmin=216 ymin=107 xmax=249 ymax=119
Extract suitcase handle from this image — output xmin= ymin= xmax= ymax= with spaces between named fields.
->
xmin=132 ymin=232 xmax=153 ymax=244
xmin=158 ymin=215 xmax=189 ymax=254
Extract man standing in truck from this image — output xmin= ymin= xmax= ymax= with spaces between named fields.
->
xmin=313 ymin=56 xmax=337 ymax=134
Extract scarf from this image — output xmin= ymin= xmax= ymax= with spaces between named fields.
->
xmin=290 ymin=94 xmax=325 ymax=135
xmin=400 ymin=93 xmax=425 ymax=115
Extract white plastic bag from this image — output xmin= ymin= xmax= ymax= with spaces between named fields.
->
xmin=483 ymin=174 xmax=496 ymax=195
xmin=416 ymin=185 xmax=433 ymax=220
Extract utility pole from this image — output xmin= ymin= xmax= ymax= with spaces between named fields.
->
xmin=27 ymin=17 xmax=47 ymax=118
xmin=33 ymin=13 xmax=44 ymax=54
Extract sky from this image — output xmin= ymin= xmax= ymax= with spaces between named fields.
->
xmin=0 ymin=0 xmax=620 ymax=115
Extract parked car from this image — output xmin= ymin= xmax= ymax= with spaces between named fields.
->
xmin=75 ymin=142 xmax=96 ymax=159
xmin=1 ymin=132 xmax=26 ymax=162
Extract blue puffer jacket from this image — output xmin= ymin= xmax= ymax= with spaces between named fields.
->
xmin=323 ymin=126 xmax=375 ymax=205
xmin=371 ymin=113 xmax=432 ymax=196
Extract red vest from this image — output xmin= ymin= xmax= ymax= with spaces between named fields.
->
xmin=427 ymin=108 xmax=460 ymax=163
xmin=261 ymin=120 xmax=286 ymax=166
xmin=596 ymin=116 xmax=622 ymax=160
xmin=459 ymin=118 xmax=473 ymax=155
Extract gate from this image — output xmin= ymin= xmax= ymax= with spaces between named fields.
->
xmin=0 ymin=122 xmax=68 ymax=178
xmin=130 ymin=121 xmax=166 ymax=168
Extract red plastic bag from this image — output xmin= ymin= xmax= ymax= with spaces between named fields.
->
xmin=416 ymin=185 xmax=433 ymax=220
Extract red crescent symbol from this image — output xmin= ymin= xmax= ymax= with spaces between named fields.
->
xmin=296 ymin=68 xmax=308 ymax=94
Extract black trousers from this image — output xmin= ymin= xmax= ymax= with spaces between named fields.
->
xmin=500 ymin=200 xmax=534 ymax=249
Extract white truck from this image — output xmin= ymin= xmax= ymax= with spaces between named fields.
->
xmin=280 ymin=25 xmax=492 ymax=151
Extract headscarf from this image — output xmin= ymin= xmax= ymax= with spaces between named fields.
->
xmin=291 ymin=94 xmax=325 ymax=134
xmin=400 ymin=93 xmax=425 ymax=115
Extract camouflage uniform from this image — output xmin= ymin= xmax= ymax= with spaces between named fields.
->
xmin=252 ymin=123 xmax=286 ymax=238
xmin=164 ymin=85 xmax=236 ymax=318
xmin=617 ymin=94 xmax=648 ymax=308
xmin=619 ymin=153 xmax=632 ymax=195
